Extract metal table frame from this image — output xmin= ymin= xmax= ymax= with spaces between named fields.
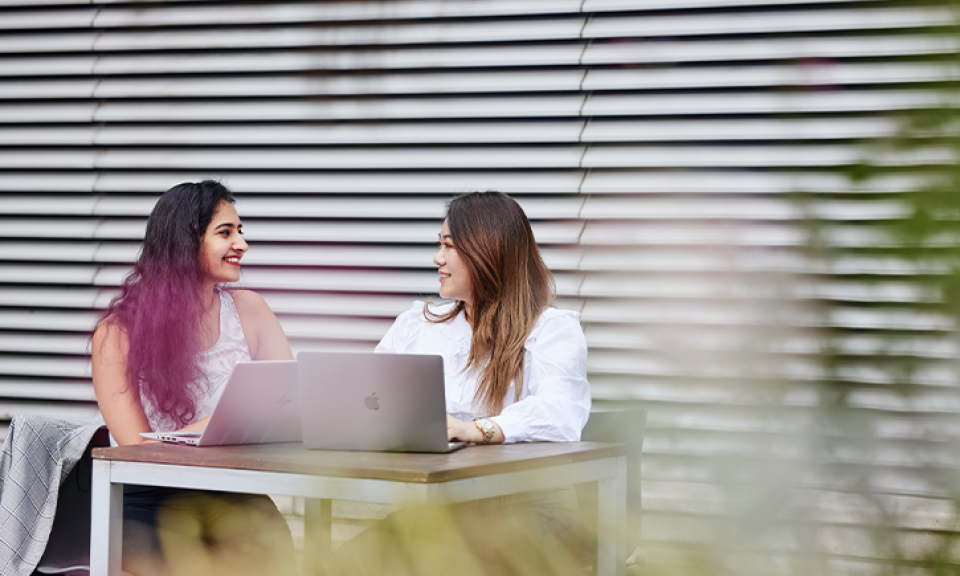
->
xmin=90 ymin=447 xmax=627 ymax=576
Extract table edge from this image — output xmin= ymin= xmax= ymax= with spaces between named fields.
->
xmin=92 ymin=442 xmax=628 ymax=483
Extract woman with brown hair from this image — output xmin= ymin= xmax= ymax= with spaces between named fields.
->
xmin=378 ymin=190 xmax=590 ymax=444
xmin=361 ymin=190 xmax=591 ymax=572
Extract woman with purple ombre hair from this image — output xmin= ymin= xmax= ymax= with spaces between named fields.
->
xmin=91 ymin=181 xmax=295 ymax=576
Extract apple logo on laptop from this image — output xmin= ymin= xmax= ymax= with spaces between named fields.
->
xmin=364 ymin=393 xmax=380 ymax=411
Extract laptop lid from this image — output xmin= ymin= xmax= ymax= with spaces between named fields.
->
xmin=297 ymin=351 xmax=453 ymax=453
xmin=192 ymin=360 xmax=301 ymax=446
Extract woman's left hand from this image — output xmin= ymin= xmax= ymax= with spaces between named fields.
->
xmin=447 ymin=415 xmax=481 ymax=443
xmin=446 ymin=415 xmax=505 ymax=444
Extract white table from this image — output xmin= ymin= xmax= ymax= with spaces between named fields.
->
xmin=90 ymin=441 xmax=628 ymax=576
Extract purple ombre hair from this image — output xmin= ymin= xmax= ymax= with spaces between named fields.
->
xmin=97 ymin=180 xmax=235 ymax=427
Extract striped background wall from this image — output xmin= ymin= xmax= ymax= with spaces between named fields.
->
xmin=2 ymin=0 xmax=958 ymax=570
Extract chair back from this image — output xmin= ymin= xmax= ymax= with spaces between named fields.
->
xmin=36 ymin=426 xmax=110 ymax=574
xmin=576 ymin=405 xmax=646 ymax=561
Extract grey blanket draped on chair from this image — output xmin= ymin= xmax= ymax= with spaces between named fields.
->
xmin=0 ymin=414 xmax=105 ymax=576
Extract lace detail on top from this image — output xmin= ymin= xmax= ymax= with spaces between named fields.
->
xmin=141 ymin=289 xmax=252 ymax=432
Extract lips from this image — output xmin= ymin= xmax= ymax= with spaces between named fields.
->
xmin=438 ymin=271 xmax=450 ymax=282
xmin=224 ymin=255 xmax=242 ymax=266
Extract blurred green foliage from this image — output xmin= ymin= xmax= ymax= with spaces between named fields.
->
xmin=794 ymin=1 xmax=960 ymax=572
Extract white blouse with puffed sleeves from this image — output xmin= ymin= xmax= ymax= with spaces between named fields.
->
xmin=375 ymin=301 xmax=591 ymax=443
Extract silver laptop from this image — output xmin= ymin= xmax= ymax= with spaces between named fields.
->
xmin=297 ymin=351 xmax=467 ymax=453
xmin=140 ymin=360 xmax=301 ymax=446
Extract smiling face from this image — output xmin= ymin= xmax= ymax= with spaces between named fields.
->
xmin=434 ymin=219 xmax=473 ymax=306
xmin=199 ymin=200 xmax=247 ymax=284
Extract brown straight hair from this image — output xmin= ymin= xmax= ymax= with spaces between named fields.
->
xmin=425 ymin=191 xmax=555 ymax=416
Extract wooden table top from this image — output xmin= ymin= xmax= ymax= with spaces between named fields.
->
xmin=92 ymin=441 xmax=625 ymax=483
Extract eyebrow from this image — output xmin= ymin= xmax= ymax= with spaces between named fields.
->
xmin=215 ymin=222 xmax=240 ymax=231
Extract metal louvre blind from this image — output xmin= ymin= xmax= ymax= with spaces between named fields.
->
xmin=1 ymin=0 xmax=957 ymax=569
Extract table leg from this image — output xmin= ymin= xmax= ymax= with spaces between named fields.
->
xmin=303 ymin=498 xmax=333 ymax=575
xmin=90 ymin=460 xmax=123 ymax=576
xmin=597 ymin=455 xmax=628 ymax=576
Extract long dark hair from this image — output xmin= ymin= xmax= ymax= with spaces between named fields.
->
xmin=98 ymin=180 xmax=235 ymax=427
xmin=427 ymin=191 xmax=555 ymax=416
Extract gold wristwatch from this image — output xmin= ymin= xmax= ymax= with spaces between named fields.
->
xmin=474 ymin=418 xmax=496 ymax=444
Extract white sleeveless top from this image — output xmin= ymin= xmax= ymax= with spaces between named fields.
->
xmin=141 ymin=289 xmax=252 ymax=432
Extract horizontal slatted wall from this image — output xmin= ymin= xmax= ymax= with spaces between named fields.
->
xmin=2 ymin=0 xmax=958 ymax=570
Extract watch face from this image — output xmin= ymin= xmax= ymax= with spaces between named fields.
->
xmin=477 ymin=418 xmax=494 ymax=440
xmin=474 ymin=419 xmax=490 ymax=441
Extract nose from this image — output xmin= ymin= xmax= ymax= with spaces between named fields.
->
xmin=234 ymin=234 xmax=248 ymax=253
xmin=433 ymin=246 xmax=444 ymax=266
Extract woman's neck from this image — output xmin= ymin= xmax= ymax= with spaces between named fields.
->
xmin=198 ymin=282 xmax=222 ymax=350
xmin=201 ymin=282 xmax=219 ymax=311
